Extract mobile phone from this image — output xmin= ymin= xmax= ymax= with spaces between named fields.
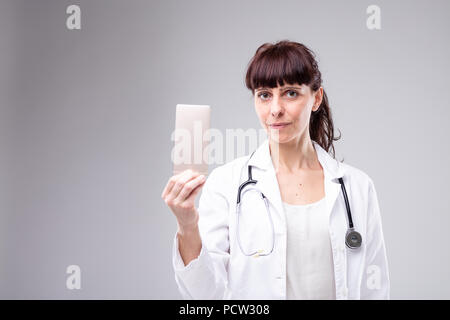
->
xmin=172 ymin=104 xmax=210 ymax=176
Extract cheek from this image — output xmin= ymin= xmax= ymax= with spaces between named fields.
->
xmin=255 ymin=105 xmax=268 ymax=121
xmin=289 ymin=103 xmax=311 ymax=126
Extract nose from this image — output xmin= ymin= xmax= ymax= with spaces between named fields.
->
xmin=270 ymin=94 xmax=284 ymax=117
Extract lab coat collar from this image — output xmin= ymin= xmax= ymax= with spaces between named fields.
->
xmin=246 ymin=138 xmax=344 ymax=228
xmin=247 ymin=138 xmax=344 ymax=180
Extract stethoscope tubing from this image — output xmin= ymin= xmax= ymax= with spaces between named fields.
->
xmin=236 ymin=149 xmax=362 ymax=256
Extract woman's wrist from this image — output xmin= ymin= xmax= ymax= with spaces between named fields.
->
xmin=177 ymin=220 xmax=199 ymax=236
xmin=176 ymin=211 xmax=199 ymax=235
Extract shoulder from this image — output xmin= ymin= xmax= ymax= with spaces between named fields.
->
xmin=338 ymin=161 xmax=377 ymax=196
xmin=338 ymin=160 xmax=381 ymax=220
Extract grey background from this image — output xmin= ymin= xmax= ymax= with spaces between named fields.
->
xmin=1 ymin=0 xmax=449 ymax=299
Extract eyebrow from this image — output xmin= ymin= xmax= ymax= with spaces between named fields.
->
xmin=255 ymin=86 xmax=303 ymax=92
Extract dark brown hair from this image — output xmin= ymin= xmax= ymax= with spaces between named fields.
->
xmin=245 ymin=40 xmax=341 ymax=159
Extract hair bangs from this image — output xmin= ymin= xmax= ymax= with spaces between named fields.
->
xmin=246 ymin=46 xmax=313 ymax=93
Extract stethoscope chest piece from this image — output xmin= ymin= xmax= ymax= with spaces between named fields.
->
xmin=345 ymin=228 xmax=362 ymax=249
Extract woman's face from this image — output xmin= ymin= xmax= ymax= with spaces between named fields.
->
xmin=254 ymin=83 xmax=323 ymax=143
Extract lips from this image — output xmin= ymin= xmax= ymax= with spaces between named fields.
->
xmin=269 ymin=122 xmax=291 ymax=128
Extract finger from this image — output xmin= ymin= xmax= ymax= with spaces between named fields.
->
xmin=161 ymin=173 xmax=179 ymax=199
xmin=175 ymin=174 xmax=206 ymax=202
xmin=185 ymin=178 xmax=206 ymax=201
xmin=169 ymin=169 xmax=200 ymax=200
xmin=161 ymin=169 xmax=188 ymax=199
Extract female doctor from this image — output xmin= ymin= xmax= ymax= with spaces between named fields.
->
xmin=161 ymin=40 xmax=390 ymax=300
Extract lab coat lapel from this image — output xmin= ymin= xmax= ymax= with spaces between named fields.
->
xmin=314 ymin=141 xmax=345 ymax=223
xmin=247 ymin=139 xmax=344 ymax=228
xmin=254 ymin=161 xmax=285 ymax=229
xmin=247 ymin=139 xmax=284 ymax=227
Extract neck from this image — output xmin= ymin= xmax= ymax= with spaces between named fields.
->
xmin=268 ymin=135 xmax=319 ymax=173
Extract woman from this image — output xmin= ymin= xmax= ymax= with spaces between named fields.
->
xmin=161 ymin=40 xmax=390 ymax=300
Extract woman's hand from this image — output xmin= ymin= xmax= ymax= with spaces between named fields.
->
xmin=161 ymin=169 xmax=207 ymax=231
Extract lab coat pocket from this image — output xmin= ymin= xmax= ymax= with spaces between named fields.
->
xmin=235 ymin=188 xmax=274 ymax=255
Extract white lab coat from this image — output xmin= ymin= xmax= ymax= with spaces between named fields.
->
xmin=172 ymin=138 xmax=390 ymax=299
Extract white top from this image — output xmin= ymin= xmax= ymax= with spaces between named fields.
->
xmin=282 ymin=197 xmax=336 ymax=300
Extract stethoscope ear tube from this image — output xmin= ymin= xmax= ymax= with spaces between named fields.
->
xmin=338 ymin=177 xmax=353 ymax=228
xmin=236 ymin=187 xmax=274 ymax=257
xmin=338 ymin=177 xmax=362 ymax=249
xmin=237 ymin=150 xmax=257 ymax=204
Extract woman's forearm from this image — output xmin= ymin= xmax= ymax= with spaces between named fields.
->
xmin=177 ymin=223 xmax=202 ymax=266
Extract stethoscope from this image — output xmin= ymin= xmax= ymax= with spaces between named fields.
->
xmin=235 ymin=150 xmax=363 ymax=257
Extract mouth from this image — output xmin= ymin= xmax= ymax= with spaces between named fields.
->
xmin=269 ymin=122 xmax=291 ymax=129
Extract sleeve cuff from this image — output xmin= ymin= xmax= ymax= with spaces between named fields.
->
xmin=172 ymin=231 xmax=207 ymax=273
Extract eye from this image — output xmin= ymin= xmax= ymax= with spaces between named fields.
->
xmin=257 ymin=92 xmax=271 ymax=101
xmin=286 ymin=90 xmax=298 ymax=98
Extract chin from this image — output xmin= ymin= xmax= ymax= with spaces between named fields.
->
xmin=267 ymin=131 xmax=291 ymax=144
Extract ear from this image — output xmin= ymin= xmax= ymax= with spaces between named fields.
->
xmin=312 ymin=87 xmax=323 ymax=111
